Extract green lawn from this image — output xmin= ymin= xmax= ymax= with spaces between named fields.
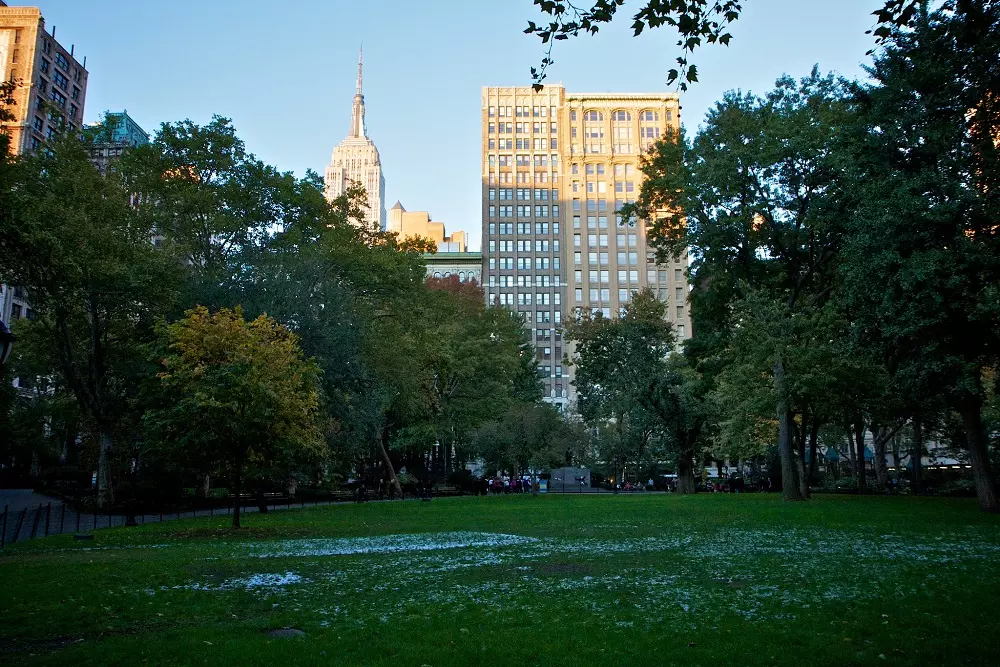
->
xmin=2 ymin=493 xmax=999 ymax=666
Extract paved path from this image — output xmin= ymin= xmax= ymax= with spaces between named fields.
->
xmin=0 ymin=489 xmax=63 ymax=514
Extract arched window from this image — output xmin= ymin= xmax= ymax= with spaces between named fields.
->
xmin=433 ymin=271 xmax=442 ymax=279
xmin=444 ymin=272 xmax=452 ymax=278
xmin=612 ymin=110 xmax=633 ymax=154
xmin=459 ymin=271 xmax=466 ymax=282
xmin=583 ymin=111 xmax=604 ymax=153
xmin=639 ymin=110 xmax=662 ymax=148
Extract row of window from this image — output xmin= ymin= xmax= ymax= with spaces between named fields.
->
xmin=570 ymin=164 xmax=639 ymax=177
xmin=570 ymin=127 xmax=662 ymax=140
xmin=429 ymin=271 xmax=479 ymax=282
xmin=488 ymin=205 xmax=560 ymax=218
xmin=487 ymin=138 xmax=557 ymax=150
xmin=490 ymin=275 xmax=562 ymax=288
xmin=570 ymin=268 xmax=683 ymax=284
xmin=489 ymin=188 xmax=558 ymax=201
xmin=490 ymin=240 xmax=562 ymax=252
xmin=489 ymin=258 xmax=562 ymax=271
xmin=569 ymin=110 xmax=671 ymax=123
xmin=488 ymin=106 xmax=557 ymax=118
xmin=569 ymin=181 xmax=635 ymax=194
xmin=488 ymin=172 xmax=559 ymax=185
xmin=488 ymin=122 xmax=558 ymax=134
xmin=574 ymin=287 xmax=684 ymax=303
xmin=574 ymin=233 xmax=640 ymax=248
xmin=495 ymin=293 xmax=562 ymax=306
xmin=487 ymin=222 xmax=562 ymax=236
xmin=573 ymin=214 xmax=641 ymax=229
xmin=575 ymin=251 xmax=658 ymax=265
xmin=488 ymin=154 xmax=560 ymax=167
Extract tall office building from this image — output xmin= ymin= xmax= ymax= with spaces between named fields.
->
xmin=324 ymin=49 xmax=386 ymax=229
xmin=1 ymin=2 xmax=88 ymax=327
xmin=0 ymin=2 xmax=88 ymax=155
xmin=481 ymin=86 xmax=691 ymax=409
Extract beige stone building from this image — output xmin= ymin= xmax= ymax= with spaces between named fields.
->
xmin=0 ymin=2 xmax=88 ymax=155
xmin=386 ymin=201 xmax=481 ymax=284
xmin=324 ymin=49 xmax=386 ymax=230
xmin=481 ymin=85 xmax=691 ymax=409
xmin=387 ymin=201 xmax=468 ymax=252
xmin=1 ymin=1 xmax=88 ymax=327
xmin=426 ymin=251 xmax=483 ymax=285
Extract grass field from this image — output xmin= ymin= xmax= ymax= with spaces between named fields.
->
xmin=2 ymin=493 xmax=999 ymax=666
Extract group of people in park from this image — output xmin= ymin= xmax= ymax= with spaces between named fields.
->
xmin=482 ymin=477 xmax=536 ymax=495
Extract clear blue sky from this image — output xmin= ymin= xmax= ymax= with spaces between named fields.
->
xmin=31 ymin=0 xmax=882 ymax=250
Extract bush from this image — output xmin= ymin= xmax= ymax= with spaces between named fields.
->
xmin=936 ymin=478 xmax=976 ymax=497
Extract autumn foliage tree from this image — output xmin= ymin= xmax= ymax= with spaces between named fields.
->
xmin=144 ymin=307 xmax=324 ymax=528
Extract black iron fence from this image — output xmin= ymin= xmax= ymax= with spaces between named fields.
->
xmin=0 ymin=494 xmax=352 ymax=548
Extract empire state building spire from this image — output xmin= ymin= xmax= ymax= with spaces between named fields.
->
xmin=349 ymin=47 xmax=366 ymax=138
xmin=325 ymin=47 xmax=385 ymax=229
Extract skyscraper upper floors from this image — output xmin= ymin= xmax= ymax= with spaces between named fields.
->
xmin=1 ymin=3 xmax=88 ymax=156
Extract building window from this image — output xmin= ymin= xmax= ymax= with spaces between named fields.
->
xmin=55 ymin=52 xmax=69 ymax=71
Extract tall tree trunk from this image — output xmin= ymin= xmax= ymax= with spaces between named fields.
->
xmin=198 ymin=474 xmax=211 ymax=498
xmin=774 ymin=359 xmax=803 ymax=501
xmin=853 ymin=421 xmax=867 ymax=494
xmin=677 ymin=453 xmax=696 ymax=494
xmin=957 ymin=395 xmax=999 ymax=513
xmin=376 ymin=426 xmax=403 ymax=498
xmin=232 ymin=452 xmax=243 ymax=529
xmin=806 ymin=418 xmax=820 ymax=493
xmin=97 ymin=432 xmax=113 ymax=508
xmin=911 ymin=417 xmax=923 ymax=496
xmin=844 ymin=427 xmax=856 ymax=481
xmin=795 ymin=416 xmax=809 ymax=499
xmin=891 ymin=433 xmax=902 ymax=481
xmin=872 ymin=426 xmax=890 ymax=492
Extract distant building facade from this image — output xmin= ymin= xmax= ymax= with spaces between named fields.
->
xmin=387 ymin=201 xmax=468 ymax=252
xmin=0 ymin=2 xmax=88 ymax=155
xmin=89 ymin=110 xmax=149 ymax=174
xmin=1 ymin=2 xmax=88 ymax=328
xmin=426 ymin=252 xmax=483 ymax=285
xmin=386 ymin=201 xmax=481 ymax=284
xmin=324 ymin=49 xmax=385 ymax=230
xmin=481 ymin=85 xmax=692 ymax=409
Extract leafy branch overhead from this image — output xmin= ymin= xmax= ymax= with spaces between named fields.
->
xmin=525 ymin=0 xmax=923 ymax=91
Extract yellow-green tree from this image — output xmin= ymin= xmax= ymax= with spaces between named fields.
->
xmin=145 ymin=307 xmax=324 ymax=527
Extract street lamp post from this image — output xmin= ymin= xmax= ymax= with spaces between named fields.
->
xmin=0 ymin=320 xmax=14 ymax=366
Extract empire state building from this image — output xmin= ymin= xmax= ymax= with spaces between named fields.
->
xmin=324 ymin=49 xmax=386 ymax=229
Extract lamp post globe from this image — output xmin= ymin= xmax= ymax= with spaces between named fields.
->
xmin=0 ymin=319 xmax=14 ymax=366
